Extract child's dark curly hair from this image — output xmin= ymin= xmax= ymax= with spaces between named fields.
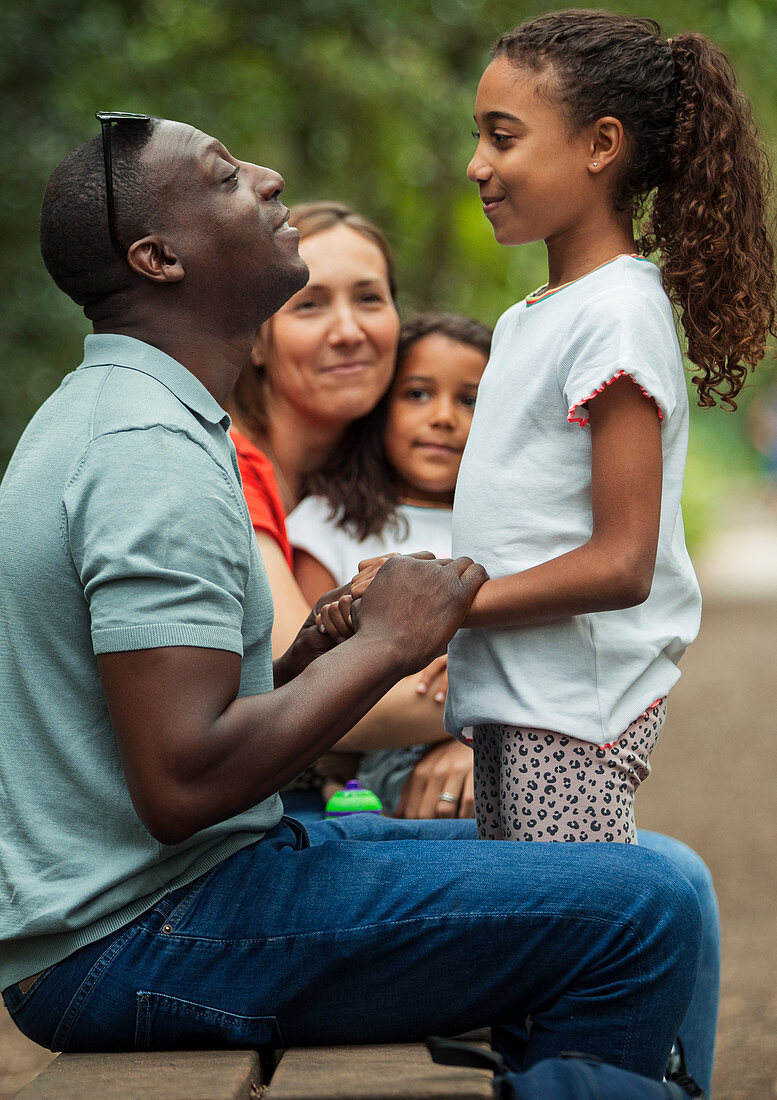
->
xmin=493 ymin=10 xmax=776 ymax=409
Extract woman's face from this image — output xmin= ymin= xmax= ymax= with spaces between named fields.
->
xmin=258 ymin=223 xmax=399 ymax=429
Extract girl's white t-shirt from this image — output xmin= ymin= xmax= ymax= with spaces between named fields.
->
xmin=446 ymin=256 xmax=702 ymax=747
xmin=286 ymin=497 xmax=453 ymax=587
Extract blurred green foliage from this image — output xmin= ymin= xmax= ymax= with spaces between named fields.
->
xmin=2 ymin=0 xmax=776 ymax=545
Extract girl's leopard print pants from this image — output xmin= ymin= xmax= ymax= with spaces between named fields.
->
xmin=472 ymin=700 xmax=665 ymax=843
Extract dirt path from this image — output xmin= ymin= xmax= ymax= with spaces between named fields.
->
xmin=2 ymin=526 xmax=776 ymax=1097
xmin=638 ymin=594 xmax=777 ymax=1099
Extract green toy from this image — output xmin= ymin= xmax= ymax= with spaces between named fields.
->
xmin=325 ymin=779 xmax=383 ymax=817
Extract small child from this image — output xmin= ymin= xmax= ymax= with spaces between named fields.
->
xmin=287 ymin=313 xmax=490 ymax=811
xmin=439 ymin=11 xmax=776 ymax=843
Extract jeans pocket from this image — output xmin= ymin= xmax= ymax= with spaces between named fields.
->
xmin=135 ymin=991 xmax=285 ymax=1051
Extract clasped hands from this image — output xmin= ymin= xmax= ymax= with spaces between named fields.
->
xmin=316 ymin=551 xmax=451 ymax=701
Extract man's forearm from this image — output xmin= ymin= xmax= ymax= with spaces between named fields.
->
xmin=110 ymin=636 xmax=408 ymax=845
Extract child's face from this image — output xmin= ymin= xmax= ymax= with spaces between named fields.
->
xmin=467 ymin=56 xmax=595 ymax=248
xmin=385 ymin=333 xmax=486 ymax=505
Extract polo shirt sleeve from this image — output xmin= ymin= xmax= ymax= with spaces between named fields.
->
xmin=559 ymin=286 xmax=680 ymax=428
xmin=64 ymin=425 xmax=251 ymax=655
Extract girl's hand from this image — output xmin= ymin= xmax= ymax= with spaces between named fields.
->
xmin=395 ymin=738 xmax=474 ymax=820
xmin=314 ymin=591 xmax=355 ymax=644
xmin=350 ymin=550 xmax=440 ymax=599
xmin=415 ymin=654 xmax=448 ymax=704
xmin=350 ymin=553 xmax=396 ymax=599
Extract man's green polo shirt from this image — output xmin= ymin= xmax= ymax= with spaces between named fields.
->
xmin=0 ymin=335 xmax=283 ymax=990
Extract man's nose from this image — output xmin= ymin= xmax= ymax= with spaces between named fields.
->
xmin=251 ymin=164 xmax=285 ymax=200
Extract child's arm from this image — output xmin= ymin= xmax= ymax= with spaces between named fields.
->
xmin=465 ymin=375 xmax=662 ymax=628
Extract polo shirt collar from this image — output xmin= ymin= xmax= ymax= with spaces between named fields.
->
xmin=79 ymin=333 xmax=231 ymax=429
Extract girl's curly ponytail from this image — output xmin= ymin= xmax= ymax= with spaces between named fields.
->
xmin=642 ymin=34 xmax=776 ymax=409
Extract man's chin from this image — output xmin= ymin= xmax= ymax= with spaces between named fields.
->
xmin=258 ymin=259 xmax=309 ymax=325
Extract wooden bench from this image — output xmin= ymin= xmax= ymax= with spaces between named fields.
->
xmin=13 ymin=1032 xmax=492 ymax=1099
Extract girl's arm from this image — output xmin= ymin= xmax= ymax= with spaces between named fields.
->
xmin=465 ymin=375 xmax=662 ymax=628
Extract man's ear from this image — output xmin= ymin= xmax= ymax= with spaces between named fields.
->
xmin=126 ymin=236 xmax=185 ymax=283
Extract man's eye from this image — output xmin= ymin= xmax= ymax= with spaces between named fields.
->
xmin=224 ymin=166 xmax=239 ymax=183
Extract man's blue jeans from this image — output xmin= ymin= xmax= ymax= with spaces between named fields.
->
xmin=4 ymin=815 xmax=704 ymax=1084
xmin=285 ymin=798 xmax=720 ymax=1095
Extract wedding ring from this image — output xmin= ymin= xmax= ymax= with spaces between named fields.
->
xmin=438 ymin=791 xmax=458 ymax=803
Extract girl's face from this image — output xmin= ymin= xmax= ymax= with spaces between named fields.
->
xmin=467 ymin=57 xmax=595 ymax=248
xmin=257 ymin=224 xmax=399 ymax=429
xmin=384 ymin=333 xmax=486 ymax=505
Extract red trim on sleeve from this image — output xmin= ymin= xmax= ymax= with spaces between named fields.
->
xmin=231 ymin=430 xmax=294 ymax=568
xmin=567 ymin=370 xmax=664 ymax=427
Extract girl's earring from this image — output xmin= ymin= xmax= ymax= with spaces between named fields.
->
xmin=592 ymin=161 xmax=599 ymax=168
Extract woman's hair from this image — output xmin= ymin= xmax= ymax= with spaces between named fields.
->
xmin=493 ymin=10 xmax=776 ymax=409
xmin=307 ymin=312 xmax=492 ymax=539
xmin=229 ymin=201 xmax=397 ymax=439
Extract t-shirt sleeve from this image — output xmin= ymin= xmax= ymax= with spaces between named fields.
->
xmin=560 ymin=286 xmax=680 ymax=427
xmin=64 ymin=426 xmax=251 ymax=655
xmin=285 ymin=496 xmax=354 ymax=587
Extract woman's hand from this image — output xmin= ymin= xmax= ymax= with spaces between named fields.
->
xmin=395 ymin=738 xmax=474 ymax=820
xmin=415 ymin=655 xmax=448 ymax=704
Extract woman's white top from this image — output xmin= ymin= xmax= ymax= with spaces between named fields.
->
xmin=446 ymin=256 xmax=702 ymax=747
xmin=286 ymin=497 xmax=453 ymax=586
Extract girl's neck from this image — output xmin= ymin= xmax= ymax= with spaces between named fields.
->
xmin=397 ymin=484 xmax=454 ymax=510
xmin=545 ymin=212 xmax=636 ymax=291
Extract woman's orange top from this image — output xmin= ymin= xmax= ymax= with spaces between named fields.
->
xmin=230 ymin=429 xmax=293 ymax=568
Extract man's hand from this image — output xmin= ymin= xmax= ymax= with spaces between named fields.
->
xmin=395 ymin=739 xmax=475 ymax=820
xmin=352 ymin=554 xmax=487 ymax=676
xmin=316 ymin=552 xmax=459 ymax=646
xmin=274 ymin=583 xmax=350 ymax=686
xmin=350 ymin=550 xmax=439 ymax=600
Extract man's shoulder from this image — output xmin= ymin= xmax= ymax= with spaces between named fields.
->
xmin=88 ymin=363 xmax=206 ymax=440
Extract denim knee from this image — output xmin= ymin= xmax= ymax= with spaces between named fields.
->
xmin=631 ymin=849 xmax=703 ymax=988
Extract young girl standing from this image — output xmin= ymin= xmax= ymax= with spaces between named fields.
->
xmin=289 ymin=313 xmax=490 ymax=814
xmin=442 ymin=11 xmax=776 ymax=843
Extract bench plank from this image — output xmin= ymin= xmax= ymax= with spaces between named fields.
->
xmin=265 ymin=1043 xmax=492 ymax=1100
xmin=13 ymin=1049 xmax=261 ymax=1099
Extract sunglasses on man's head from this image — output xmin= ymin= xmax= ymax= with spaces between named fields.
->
xmin=95 ymin=111 xmax=152 ymax=257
